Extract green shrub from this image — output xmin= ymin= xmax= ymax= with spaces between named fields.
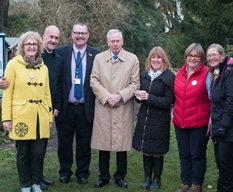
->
xmin=0 ymin=129 xmax=11 ymax=144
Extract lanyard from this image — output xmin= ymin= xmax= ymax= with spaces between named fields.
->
xmin=72 ymin=48 xmax=87 ymax=78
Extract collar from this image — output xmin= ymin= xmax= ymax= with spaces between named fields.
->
xmin=110 ymin=49 xmax=121 ymax=57
xmin=43 ymin=48 xmax=56 ymax=58
xmin=73 ymin=44 xmax=87 ymax=56
xmin=186 ymin=63 xmax=202 ymax=73
xmin=107 ymin=49 xmax=124 ymax=62
xmin=148 ymin=68 xmax=162 ymax=81
xmin=44 ymin=48 xmax=53 ymax=54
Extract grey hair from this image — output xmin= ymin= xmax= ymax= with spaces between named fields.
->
xmin=107 ymin=29 xmax=123 ymax=40
xmin=207 ymin=43 xmax=225 ymax=55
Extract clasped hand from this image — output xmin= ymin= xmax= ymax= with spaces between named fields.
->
xmin=108 ymin=94 xmax=121 ymax=108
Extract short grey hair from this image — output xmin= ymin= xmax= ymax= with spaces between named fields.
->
xmin=107 ymin=29 xmax=123 ymax=40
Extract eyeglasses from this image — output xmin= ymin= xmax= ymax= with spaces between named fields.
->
xmin=187 ymin=54 xmax=200 ymax=59
xmin=24 ymin=43 xmax=38 ymax=47
xmin=207 ymin=53 xmax=220 ymax=59
xmin=73 ymin=31 xmax=88 ymax=36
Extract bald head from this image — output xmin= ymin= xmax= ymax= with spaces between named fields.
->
xmin=44 ymin=25 xmax=60 ymax=34
xmin=43 ymin=25 xmax=60 ymax=52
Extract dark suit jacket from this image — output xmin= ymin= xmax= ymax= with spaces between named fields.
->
xmin=42 ymin=49 xmax=62 ymax=111
xmin=56 ymin=44 xmax=100 ymax=123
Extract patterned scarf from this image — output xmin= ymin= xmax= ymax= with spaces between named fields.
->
xmin=23 ymin=55 xmax=42 ymax=68
xmin=148 ymin=68 xmax=162 ymax=81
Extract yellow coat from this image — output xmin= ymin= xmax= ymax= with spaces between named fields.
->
xmin=2 ymin=55 xmax=53 ymax=140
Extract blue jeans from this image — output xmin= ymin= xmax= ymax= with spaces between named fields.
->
xmin=175 ymin=126 xmax=208 ymax=185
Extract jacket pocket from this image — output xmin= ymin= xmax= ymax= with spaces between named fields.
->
xmin=12 ymin=100 xmax=27 ymax=119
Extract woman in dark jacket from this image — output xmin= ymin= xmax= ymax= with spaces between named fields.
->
xmin=207 ymin=43 xmax=233 ymax=192
xmin=133 ymin=46 xmax=175 ymax=190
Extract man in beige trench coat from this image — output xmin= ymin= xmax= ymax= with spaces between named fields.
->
xmin=90 ymin=29 xmax=140 ymax=189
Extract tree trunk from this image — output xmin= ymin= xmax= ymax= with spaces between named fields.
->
xmin=0 ymin=0 xmax=9 ymax=32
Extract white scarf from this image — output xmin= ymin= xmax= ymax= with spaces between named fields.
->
xmin=148 ymin=68 xmax=162 ymax=81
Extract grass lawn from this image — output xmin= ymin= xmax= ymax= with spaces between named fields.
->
xmin=0 ymin=128 xmax=218 ymax=192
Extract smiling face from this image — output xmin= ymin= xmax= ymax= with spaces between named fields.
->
xmin=71 ymin=24 xmax=89 ymax=50
xmin=185 ymin=50 xmax=201 ymax=70
xmin=43 ymin=26 xmax=60 ymax=52
xmin=207 ymin=47 xmax=225 ymax=69
xmin=23 ymin=37 xmax=38 ymax=60
xmin=151 ymin=55 xmax=162 ymax=72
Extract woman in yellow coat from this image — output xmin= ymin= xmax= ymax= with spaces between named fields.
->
xmin=2 ymin=31 xmax=53 ymax=192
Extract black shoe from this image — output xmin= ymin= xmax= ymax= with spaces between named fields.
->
xmin=40 ymin=181 xmax=48 ymax=190
xmin=42 ymin=177 xmax=54 ymax=186
xmin=94 ymin=179 xmax=109 ymax=188
xmin=78 ymin=178 xmax=88 ymax=184
xmin=115 ymin=179 xmax=128 ymax=188
xmin=59 ymin=176 xmax=70 ymax=183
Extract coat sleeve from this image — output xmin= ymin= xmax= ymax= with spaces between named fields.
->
xmin=147 ymin=72 xmax=175 ymax=108
xmin=221 ymin=66 xmax=233 ymax=128
xmin=2 ymin=61 xmax=16 ymax=121
xmin=118 ymin=56 xmax=140 ymax=102
xmin=44 ymin=67 xmax=53 ymax=122
xmin=90 ymin=57 xmax=111 ymax=105
xmin=53 ymin=57 xmax=63 ymax=111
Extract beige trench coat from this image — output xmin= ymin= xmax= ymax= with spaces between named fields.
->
xmin=90 ymin=49 xmax=140 ymax=151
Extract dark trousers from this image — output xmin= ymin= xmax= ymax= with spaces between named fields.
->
xmin=175 ymin=125 xmax=208 ymax=185
xmin=40 ymin=138 xmax=48 ymax=179
xmin=16 ymin=138 xmax=46 ymax=187
xmin=57 ymin=103 xmax=93 ymax=179
xmin=98 ymin=150 xmax=127 ymax=181
xmin=214 ymin=141 xmax=233 ymax=192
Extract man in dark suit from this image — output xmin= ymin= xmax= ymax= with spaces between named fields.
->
xmin=56 ymin=22 xmax=100 ymax=184
xmin=40 ymin=25 xmax=63 ymax=190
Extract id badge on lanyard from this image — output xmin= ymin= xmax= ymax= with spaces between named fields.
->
xmin=73 ymin=78 xmax=81 ymax=84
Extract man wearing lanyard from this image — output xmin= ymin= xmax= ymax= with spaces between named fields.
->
xmin=56 ymin=22 xmax=100 ymax=184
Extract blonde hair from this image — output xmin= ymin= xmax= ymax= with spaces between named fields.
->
xmin=16 ymin=31 xmax=43 ymax=58
xmin=145 ymin=46 xmax=171 ymax=72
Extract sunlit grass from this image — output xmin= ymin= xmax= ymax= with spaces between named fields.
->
xmin=0 ymin=128 xmax=218 ymax=192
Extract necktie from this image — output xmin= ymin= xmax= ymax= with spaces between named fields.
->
xmin=113 ymin=55 xmax=118 ymax=60
xmin=74 ymin=52 xmax=83 ymax=99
